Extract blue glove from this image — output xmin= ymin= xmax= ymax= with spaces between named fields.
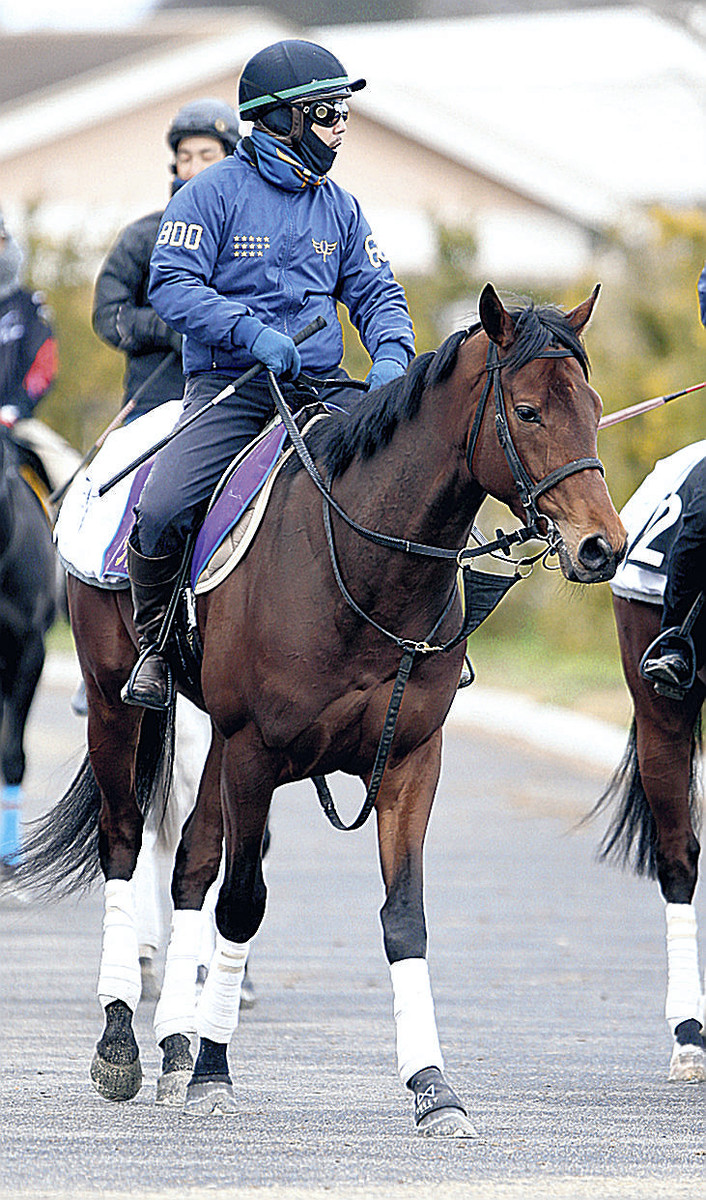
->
xmin=249 ymin=327 xmax=302 ymax=379
xmin=365 ymin=357 xmax=406 ymax=392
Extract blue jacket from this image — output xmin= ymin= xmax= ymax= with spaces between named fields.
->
xmin=148 ymin=141 xmax=415 ymax=377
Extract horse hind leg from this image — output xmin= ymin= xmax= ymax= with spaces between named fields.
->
xmin=91 ymin=878 xmax=143 ymax=1101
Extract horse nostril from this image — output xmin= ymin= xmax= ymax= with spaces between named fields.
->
xmin=577 ymin=534 xmax=612 ymax=573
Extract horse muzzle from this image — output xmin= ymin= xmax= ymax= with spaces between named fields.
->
xmin=560 ymin=532 xmax=627 ymax=583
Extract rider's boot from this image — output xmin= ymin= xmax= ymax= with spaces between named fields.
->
xmin=121 ymin=537 xmax=182 ymax=710
xmin=640 ymin=631 xmax=694 ymax=701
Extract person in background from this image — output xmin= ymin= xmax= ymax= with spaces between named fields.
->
xmin=0 ymin=210 xmax=81 ymax=495
xmin=92 ymin=98 xmax=241 ymax=423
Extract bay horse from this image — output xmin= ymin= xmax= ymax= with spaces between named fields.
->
xmin=594 ymin=566 xmax=705 ymax=1081
xmin=0 ymin=426 xmax=56 ymax=873
xmin=21 ymin=284 xmax=626 ymax=1135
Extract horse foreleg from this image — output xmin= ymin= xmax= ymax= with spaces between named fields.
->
xmin=613 ymin=597 xmax=705 ymax=1082
xmin=183 ymin=728 xmax=273 ymax=1117
xmin=634 ymin=706 xmax=704 ymax=1082
xmin=377 ymin=732 xmax=477 ymax=1138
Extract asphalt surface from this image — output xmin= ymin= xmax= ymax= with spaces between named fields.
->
xmin=1 ymin=659 xmax=704 ymax=1199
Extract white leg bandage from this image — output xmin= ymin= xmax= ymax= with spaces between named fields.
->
xmin=153 ymin=909 xmax=202 ymax=1044
xmin=196 ymin=933 xmax=250 ymax=1044
xmin=390 ymin=957 xmax=444 ymax=1087
xmin=97 ymin=878 xmax=141 ymax=1013
xmin=665 ymin=902 xmax=703 ymax=1032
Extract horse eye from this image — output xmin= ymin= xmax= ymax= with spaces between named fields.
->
xmin=514 ymin=405 xmax=540 ymax=424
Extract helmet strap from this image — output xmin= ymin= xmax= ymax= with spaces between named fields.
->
xmin=254 ymin=105 xmax=304 ymax=149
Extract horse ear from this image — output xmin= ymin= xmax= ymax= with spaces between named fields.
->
xmin=566 ymin=283 xmax=601 ymax=333
xmin=479 ymin=283 xmax=515 ymax=348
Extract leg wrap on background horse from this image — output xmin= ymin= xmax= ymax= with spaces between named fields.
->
xmin=665 ymin=902 xmax=703 ymax=1031
xmin=196 ymin=933 xmax=250 ymax=1043
xmin=97 ymin=879 xmax=141 ymax=1014
xmin=389 ymin=958 xmax=444 ymax=1086
xmin=153 ymin=909 xmax=202 ymax=1044
xmin=0 ymin=784 xmax=22 ymax=863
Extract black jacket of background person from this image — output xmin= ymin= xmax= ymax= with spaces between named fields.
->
xmin=93 ymin=211 xmax=185 ymax=419
xmin=0 ymin=286 xmax=57 ymax=418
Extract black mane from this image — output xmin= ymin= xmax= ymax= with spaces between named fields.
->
xmin=290 ymin=302 xmax=590 ymax=482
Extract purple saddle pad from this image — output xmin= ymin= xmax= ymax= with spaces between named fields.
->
xmin=102 ymin=460 xmax=154 ymax=581
xmin=190 ymin=423 xmax=289 ymax=587
xmin=100 ymin=423 xmax=288 ymax=587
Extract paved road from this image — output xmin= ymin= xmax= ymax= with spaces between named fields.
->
xmin=1 ymin=662 xmax=704 ymax=1200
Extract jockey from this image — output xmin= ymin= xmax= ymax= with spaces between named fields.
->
xmin=639 ymin=452 xmax=706 ymax=697
xmin=611 ymin=440 xmax=706 ymax=699
xmin=93 ymin=98 xmax=241 ymax=421
xmin=123 ymin=38 xmax=416 ymax=709
xmin=0 ymin=211 xmax=81 ymax=495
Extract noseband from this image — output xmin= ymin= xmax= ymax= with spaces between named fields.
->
xmin=466 ymin=340 xmax=605 ymax=531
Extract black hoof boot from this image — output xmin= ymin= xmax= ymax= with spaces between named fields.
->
xmin=409 ymin=1066 xmax=478 ymax=1138
xmin=184 ymin=1037 xmax=237 ymax=1116
xmin=90 ymin=1000 xmax=142 ymax=1102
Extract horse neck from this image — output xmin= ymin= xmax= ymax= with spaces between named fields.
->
xmin=331 ymin=376 xmax=488 ymax=621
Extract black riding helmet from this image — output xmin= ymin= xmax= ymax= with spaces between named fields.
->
xmin=166 ymin=98 xmax=241 ymax=156
xmin=239 ymin=40 xmax=365 ymax=176
xmin=239 ymin=39 xmax=365 ymax=120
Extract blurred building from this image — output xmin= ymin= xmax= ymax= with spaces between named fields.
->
xmin=2 ymin=5 xmax=706 ymax=283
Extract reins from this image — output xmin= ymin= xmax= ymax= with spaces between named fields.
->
xmin=264 ymin=332 xmax=605 ymax=831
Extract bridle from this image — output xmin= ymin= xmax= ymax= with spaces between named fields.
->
xmin=264 ymin=333 xmax=607 ymax=830
xmin=466 ymin=339 xmax=605 ymax=532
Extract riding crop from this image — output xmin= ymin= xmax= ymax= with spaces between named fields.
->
xmin=598 ymin=380 xmax=706 ymax=430
xmin=98 ymin=317 xmax=326 ymax=498
xmin=48 ymin=349 xmax=179 ymax=506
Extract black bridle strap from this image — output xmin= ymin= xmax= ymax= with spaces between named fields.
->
xmin=312 ymin=646 xmax=417 ymax=831
xmin=267 ymin=371 xmax=541 ymax=563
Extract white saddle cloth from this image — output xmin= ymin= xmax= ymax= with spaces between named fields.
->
xmin=54 ymin=402 xmax=182 ymax=588
xmin=610 ymin=439 xmax=706 ymax=604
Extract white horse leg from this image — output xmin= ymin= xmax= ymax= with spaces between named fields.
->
xmin=132 ymin=824 xmax=172 ymax=1000
xmin=91 ymin=878 xmax=143 ymax=1100
xmin=134 ymin=697 xmax=212 ymax=1001
xmin=389 ymin=958 xmax=477 ymax=1137
xmin=152 ymin=908 xmax=203 ymax=1104
xmin=664 ymin=901 xmax=706 ymax=1082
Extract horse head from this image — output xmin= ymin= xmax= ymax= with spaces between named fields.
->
xmin=466 ymin=283 xmax=626 ymax=583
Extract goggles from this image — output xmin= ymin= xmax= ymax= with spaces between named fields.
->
xmin=294 ymin=98 xmax=350 ymax=127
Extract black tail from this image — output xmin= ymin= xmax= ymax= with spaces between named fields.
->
xmin=588 ymin=715 xmax=702 ymax=879
xmin=19 ymin=704 xmax=175 ymax=898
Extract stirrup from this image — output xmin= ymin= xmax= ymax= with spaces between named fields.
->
xmin=458 ymin=655 xmax=474 ymax=689
xmin=121 ymin=645 xmax=173 ymax=711
xmin=639 ymin=627 xmax=695 ymax=701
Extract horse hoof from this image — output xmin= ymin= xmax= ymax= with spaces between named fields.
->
xmin=90 ymin=1050 xmax=142 ymax=1102
xmin=183 ymin=1079 xmax=238 ymax=1116
xmin=668 ymin=1043 xmax=706 ymax=1083
xmin=156 ymin=1069 xmax=192 ymax=1106
xmin=416 ymin=1107 xmax=479 ymax=1138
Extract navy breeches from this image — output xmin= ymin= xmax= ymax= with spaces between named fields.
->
xmin=135 ymin=371 xmax=355 ymax=557
xmin=662 ymin=469 xmax=706 ymax=646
